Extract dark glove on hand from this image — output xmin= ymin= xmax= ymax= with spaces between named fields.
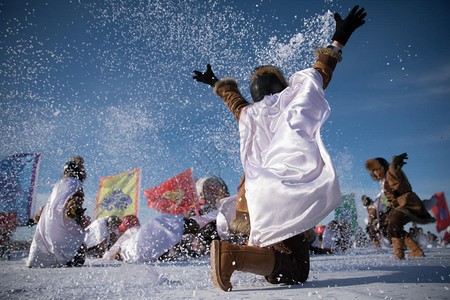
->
xmin=74 ymin=207 xmax=86 ymax=226
xmin=361 ymin=195 xmax=372 ymax=206
xmin=332 ymin=5 xmax=367 ymax=46
xmin=392 ymin=153 xmax=408 ymax=169
xmin=183 ymin=218 xmax=200 ymax=235
xmin=193 ymin=64 xmax=219 ymax=87
xmin=26 ymin=218 xmax=36 ymax=227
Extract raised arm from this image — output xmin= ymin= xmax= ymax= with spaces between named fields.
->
xmin=193 ymin=64 xmax=249 ymax=121
xmin=313 ymin=5 xmax=366 ymax=90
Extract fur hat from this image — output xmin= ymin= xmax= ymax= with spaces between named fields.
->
xmin=365 ymin=157 xmax=389 ymax=181
xmin=229 ymin=210 xmax=251 ymax=237
xmin=366 ymin=157 xmax=389 ymax=172
xmin=365 ymin=159 xmax=381 ymax=172
xmin=365 ymin=157 xmax=389 ymax=172
xmin=63 ymin=155 xmax=86 ymax=182
xmin=250 ymin=66 xmax=288 ymax=102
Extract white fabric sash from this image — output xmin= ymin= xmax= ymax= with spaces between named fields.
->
xmin=239 ymin=68 xmax=341 ymax=247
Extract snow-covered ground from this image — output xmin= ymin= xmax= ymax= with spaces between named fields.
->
xmin=1 ymin=247 xmax=449 ymax=299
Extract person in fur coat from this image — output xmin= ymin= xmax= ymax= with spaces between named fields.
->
xmin=194 ymin=6 xmax=366 ymax=291
xmin=365 ymin=153 xmax=436 ymax=259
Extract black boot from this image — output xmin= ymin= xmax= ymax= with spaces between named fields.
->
xmin=265 ymin=233 xmax=310 ymax=284
xmin=66 ymin=243 xmax=86 ymax=267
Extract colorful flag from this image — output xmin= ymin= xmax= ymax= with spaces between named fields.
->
xmin=95 ymin=168 xmax=140 ymax=219
xmin=145 ymin=168 xmax=199 ymax=215
xmin=430 ymin=192 xmax=450 ymax=233
xmin=0 ymin=153 xmax=41 ymax=226
xmin=335 ymin=193 xmax=358 ymax=232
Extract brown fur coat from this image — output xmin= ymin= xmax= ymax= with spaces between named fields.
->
xmin=384 ymin=160 xmax=435 ymax=225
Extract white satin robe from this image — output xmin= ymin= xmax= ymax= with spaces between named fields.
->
xmin=119 ymin=214 xmax=184 ymax=263
xmin=239 ymin=68 xmax=341 ymax=247
xmin=84 ymin=217 xmax=109 ymax=249
xmin=26 ymin=177 xmax=85 ymax=267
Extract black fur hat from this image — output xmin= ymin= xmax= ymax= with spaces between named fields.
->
xmin=250 ymin=66 xmax=288 ymax=102
xmin=64 ymin=158 xmax=86 ymax=182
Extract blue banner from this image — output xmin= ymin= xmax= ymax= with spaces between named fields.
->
xmin=0 ymin=153 xmax=41 ymax=226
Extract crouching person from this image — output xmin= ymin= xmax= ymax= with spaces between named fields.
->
xmin=365 ymin=153 xmax=436 ymax=259
xmin=84 ymin=215 xmax=121 ymax=258
xmin=107 ymin=194 xmax=235 ymax=263
xmin=26 ymin=156 xmax=89 ymax=268
xmin=194 ymin=6 xmax=366 ymax=291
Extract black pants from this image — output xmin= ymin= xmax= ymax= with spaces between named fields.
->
xmin=266 ymin=233 xmax=310 ymax=284
xmin=387 ymin=210 xmax=410 ymax=239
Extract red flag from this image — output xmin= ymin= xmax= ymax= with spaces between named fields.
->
xmin=144 ymin=168 xmax=199 ymax=215
xmin=430 ymin=192 xmax=450 ymax=233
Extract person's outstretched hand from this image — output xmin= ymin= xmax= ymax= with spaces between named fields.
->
xmin=332 ymin=5 xmax=366 ymax=46
xmin=193 ymin=64 xmax=219 ymax=87
xmin=392 ymin=153 xmax=408 ymax=169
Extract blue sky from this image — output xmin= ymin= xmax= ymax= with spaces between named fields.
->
xmin=1 ymin=0 xmax=449 ymax=236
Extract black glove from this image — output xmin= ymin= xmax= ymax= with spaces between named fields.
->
xmin=74 ymin=207 xmax=86 ymax=226
xmin=26 ymin=218 xmax=36 ymax=227
xmin=392 ymin=153 xmax=408 ymax=169
xmin=332 ymin=5 xmax=366 ymax=46
xmin=362 ymin=195 xmax=373 ymax=206
xmin=183 ymin=218 xmax=200 ymax=235
xmin=192 ymin=64 xmax=219 ymax=87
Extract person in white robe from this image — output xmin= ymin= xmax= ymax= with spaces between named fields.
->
xmin=193 ymin=5 xmax=367 ymax=291
xmin=102 ymin=195 xmax=237 ymax=263
xmin=84 ymin=215 xmax=121 ymax=257
xmin=27 ymin=156 xmax=89 ymax=268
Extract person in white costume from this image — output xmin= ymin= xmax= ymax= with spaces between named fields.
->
xmin=84 ymin=215 xmax=121 ymax=257
xmin=27 ymin=156 xmax=90 ymax=268
xmin=112 ymin=214 xmax=185 ymax=263
xmin=194 ymin=6 xmax=366 ymax=291
xmin=103 ymin=195 xmax=237 ymax=263
xmin=169 ymin=194 xmax=238 ymax=259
